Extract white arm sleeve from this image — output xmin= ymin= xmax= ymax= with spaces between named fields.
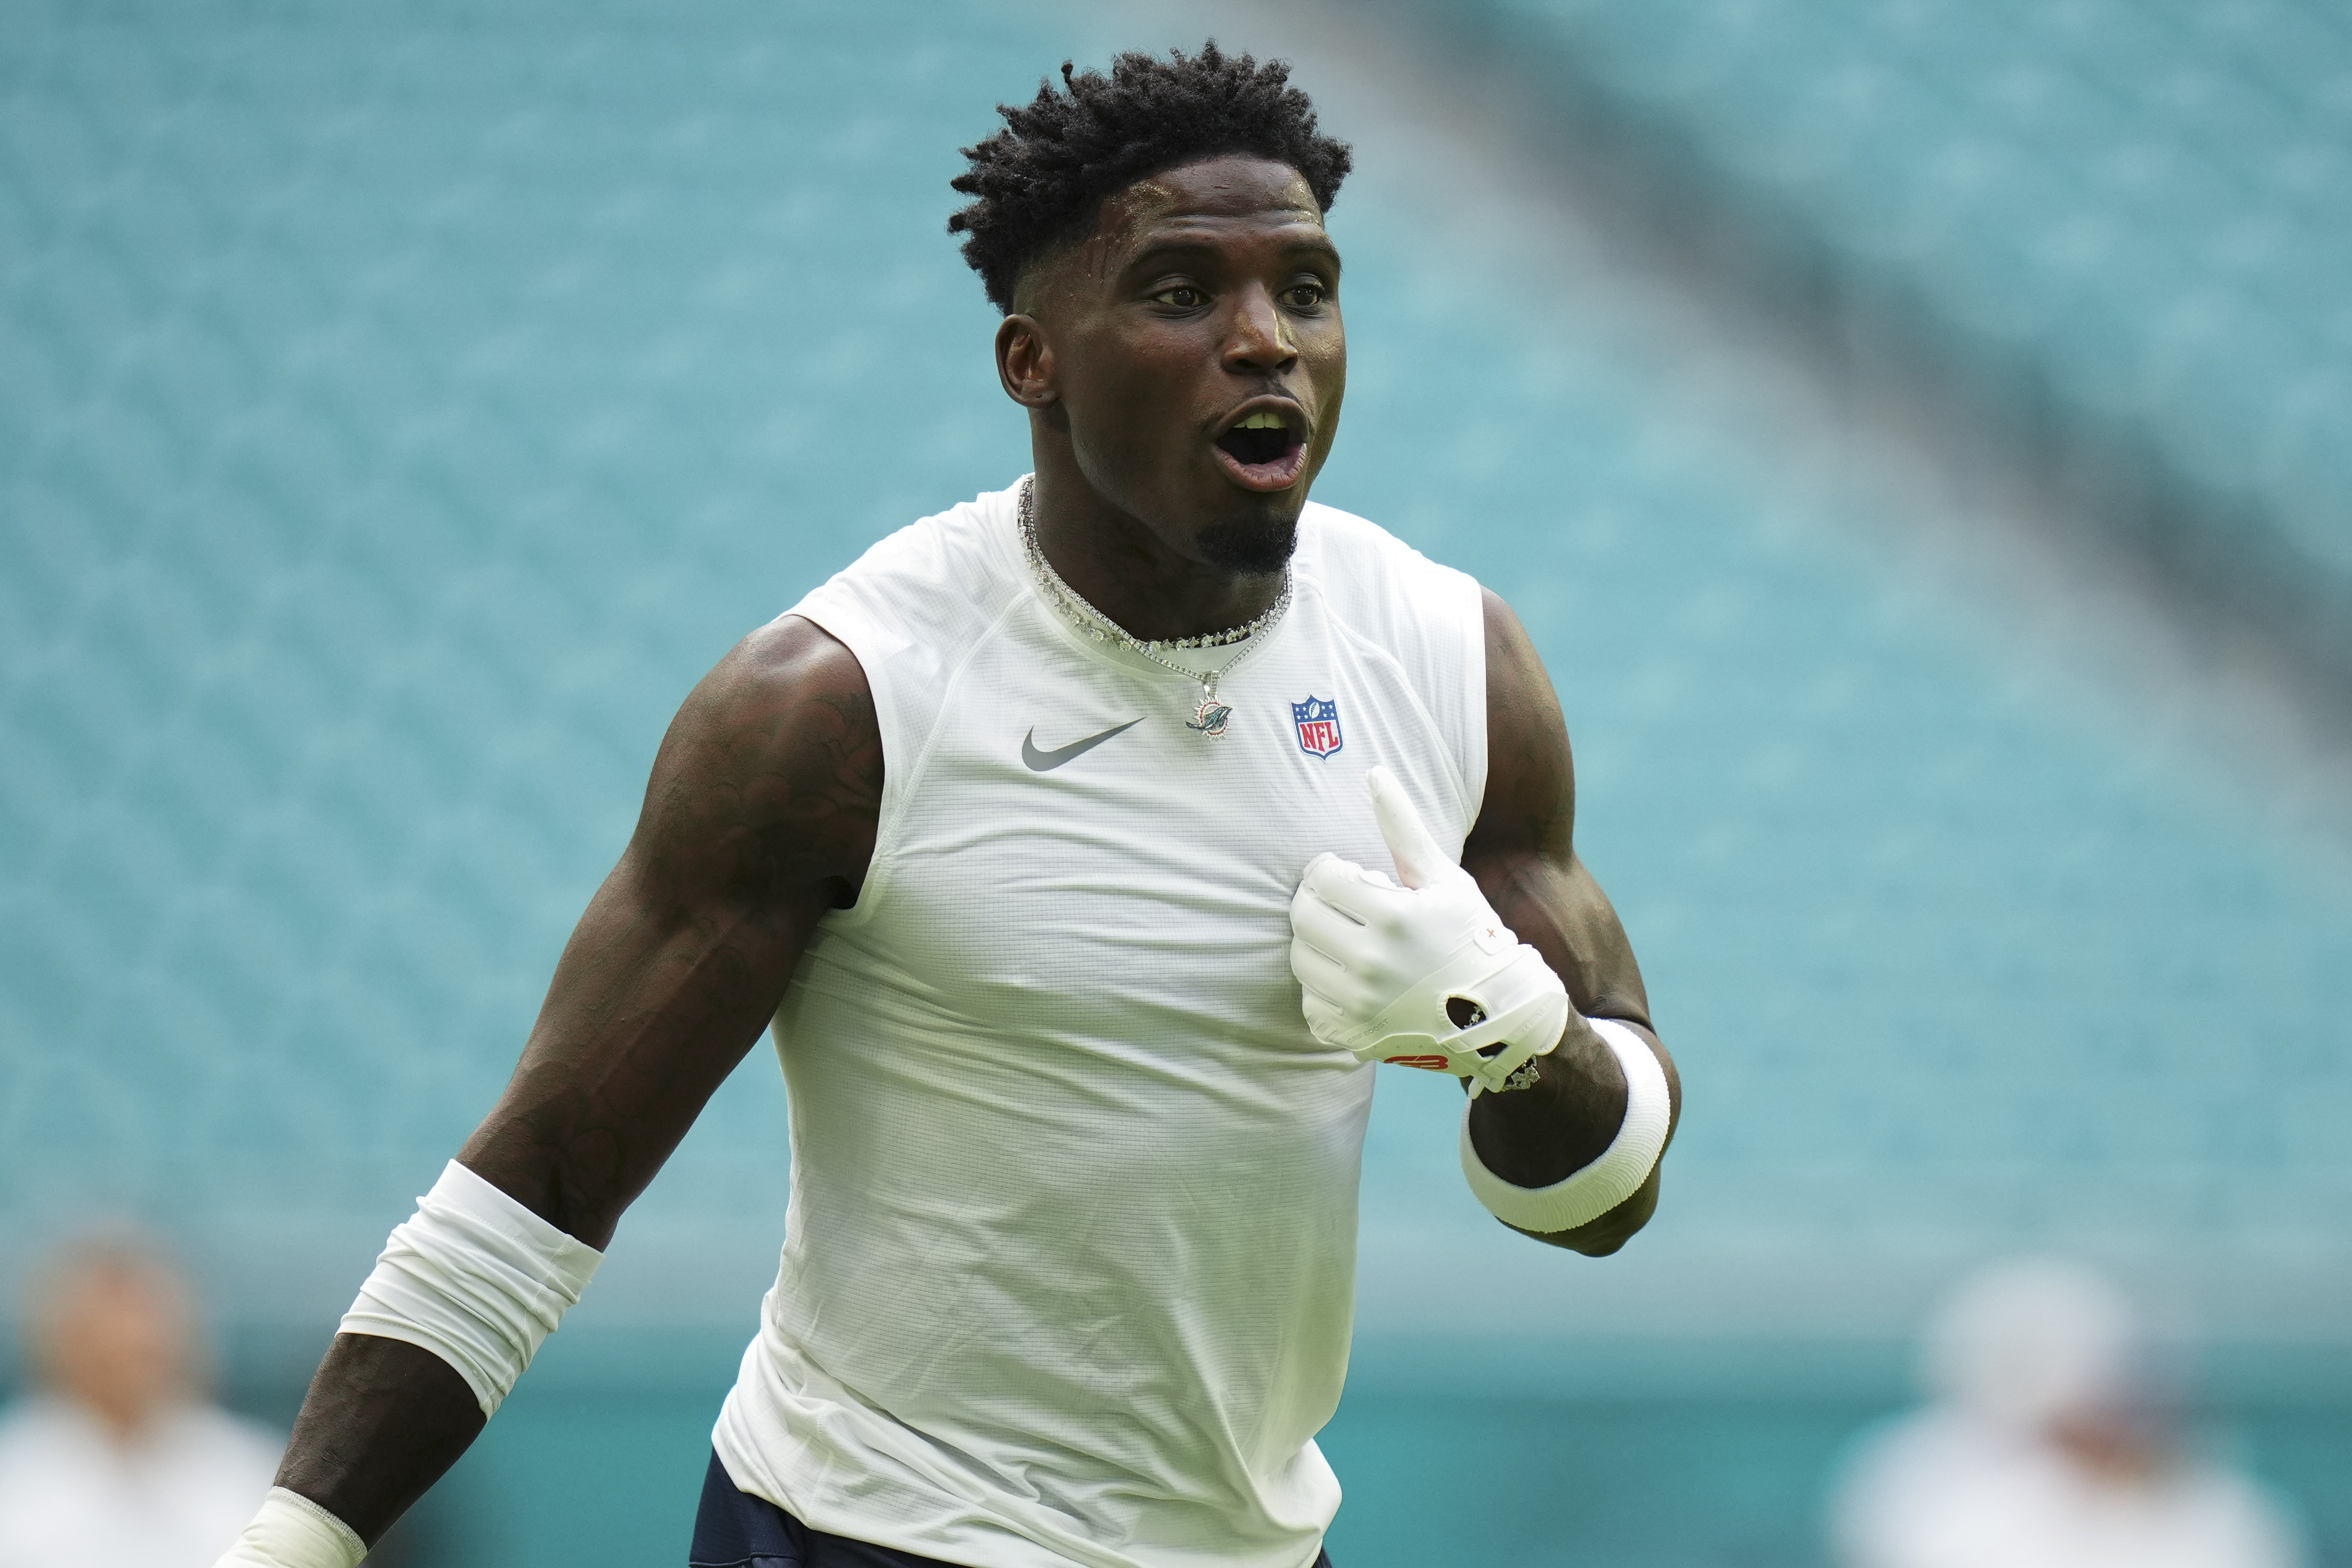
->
xmin=338 ymin=1159 xmax=603 ymax=1417
xmin=215 ymin=1488 xmax=366 ymax=1568
xmin=1459 ymin=1017 xmax=1672 ymax=1234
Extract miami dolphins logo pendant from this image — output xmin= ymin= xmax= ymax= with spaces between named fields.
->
xmin=1186 ymin=697 xmax=1234 ymax=737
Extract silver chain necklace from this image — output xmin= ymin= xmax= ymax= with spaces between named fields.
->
xmin=1018 ymin=476 xmax=1292 ymax=739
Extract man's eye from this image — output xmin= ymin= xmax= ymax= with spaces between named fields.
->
xmin=1283 ymin=283 xmax=1327 ymax=309
xmin=1155 ymin=286 xmax=1207 ymax=309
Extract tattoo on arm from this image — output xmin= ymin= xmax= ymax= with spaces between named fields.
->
xmin=460 ymin=616 xmax=883 ymax=1246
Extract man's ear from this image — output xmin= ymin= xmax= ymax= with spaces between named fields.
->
xmin=996 ymin=314 xmax=1057 ymax=409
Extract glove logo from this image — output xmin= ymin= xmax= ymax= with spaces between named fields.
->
xmin=1291 ymin=696 xmax=1344 ymax=758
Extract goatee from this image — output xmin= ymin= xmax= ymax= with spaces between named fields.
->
xmin=1197 ymin=514 xmax=1299 ymax=576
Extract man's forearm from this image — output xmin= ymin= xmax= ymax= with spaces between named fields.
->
xmin=226 ymin=618 xmax=880 ymax=1560
xmin=275 ymin=1334 xmax=487 ymax=1546
xmin=262 ymin=1149 xmax=603 ymax=1550
xmin=1465 ymin=1017 xmax=1626 ymax=1183
xmin=1465 ymin=1017 xmax=1673 ymax=1253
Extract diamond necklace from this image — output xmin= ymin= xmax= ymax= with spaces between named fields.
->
xmin=1017 ymin=476 xmax=1292 ymax=739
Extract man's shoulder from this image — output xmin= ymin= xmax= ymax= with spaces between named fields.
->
xmin=157 ymin=1402 xmax=287 ymax=1481
xmin=1300 ymin=499 xmax=1481 ymax=629
xmin=1300 ymin=496 xmax=1407 ymax=557
xmin=830 ymin=482 xmax=1020 ymax=596
xmin=0 ymin=1396 xmax=81 ymax=1450
xmin=788 ymin=481 xmax=1024 ymax=654
xmin=0 ymin=1397 xmax=99 ymax=1494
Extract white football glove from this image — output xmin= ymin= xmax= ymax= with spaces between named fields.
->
xmin=1289 ymin=765 xmax=1571 ymax=1093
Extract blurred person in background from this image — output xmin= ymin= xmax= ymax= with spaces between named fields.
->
xmin=1830 ymin=1257 xmax=2306 ymax=1568
xmin=0 ymin=1231 xmax=281 ymax=1568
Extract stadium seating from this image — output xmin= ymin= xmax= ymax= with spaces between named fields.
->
xmin=1460 ymin=0 xmax=2352 ymax=583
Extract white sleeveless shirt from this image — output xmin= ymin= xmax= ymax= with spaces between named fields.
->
xmin=713 ymin=480 xmax=1487 ymax=1568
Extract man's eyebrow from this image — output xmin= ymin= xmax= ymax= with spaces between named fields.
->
xmin=1123 ymin=235 xmax=1344 ymax=274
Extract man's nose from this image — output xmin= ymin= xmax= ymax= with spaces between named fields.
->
xmin=1222 ymin=285 xmax=1297 ymax=375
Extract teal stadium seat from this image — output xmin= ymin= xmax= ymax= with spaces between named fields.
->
xmin=1482 ymin=0 xmax=2352 ymax=575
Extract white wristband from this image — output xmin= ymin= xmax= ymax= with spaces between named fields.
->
xmin=1459 ymin=1017 xmax=1671 ymax=1234
xmin=214 ymin=1487 xmax=366 ymax=1568
xmin=338 ymin=1160 xmax=602 ymax=1417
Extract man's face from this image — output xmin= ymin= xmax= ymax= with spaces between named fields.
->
xmin=35 ymin=1259 xmax=194 ymax=1438
xmin=1005 ymin=155 xmax=1345 ymax=573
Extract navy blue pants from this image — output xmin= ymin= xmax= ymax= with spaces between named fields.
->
xmin=690 ymin=1452 xmax=1335 ymax=1567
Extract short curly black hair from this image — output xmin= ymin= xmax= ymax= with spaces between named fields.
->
xmin=948 ymin=42 xmax=1353 ymax=314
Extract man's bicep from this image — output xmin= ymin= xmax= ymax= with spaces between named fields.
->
xmin=1464 ymin=587 xmax=1574 ymax=865
xmin=457 ymin=615 xmax=882 ymax=1244
xmin=627 ymin=614 xmax=883 ymax=917
xmin=1463 ymin=590 xmax=1651 ymax=1026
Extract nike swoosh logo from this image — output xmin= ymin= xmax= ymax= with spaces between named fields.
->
xmin=1022 ymin=717 xmax=1144 ymax=771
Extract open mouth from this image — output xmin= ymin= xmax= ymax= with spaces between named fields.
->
xmin=1212 ymin=408 xmax=1308 ymax=491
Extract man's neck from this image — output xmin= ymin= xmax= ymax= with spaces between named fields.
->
xmin=1026 ymin=461 xmax=1288 ymax=643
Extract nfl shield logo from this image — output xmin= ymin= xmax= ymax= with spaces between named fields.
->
xmin=1291 ymin=696 xmax=1344 ymax=758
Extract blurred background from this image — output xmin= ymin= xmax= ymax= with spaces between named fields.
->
xmin=3 ymin=0 xmax=2348 ymax=1563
